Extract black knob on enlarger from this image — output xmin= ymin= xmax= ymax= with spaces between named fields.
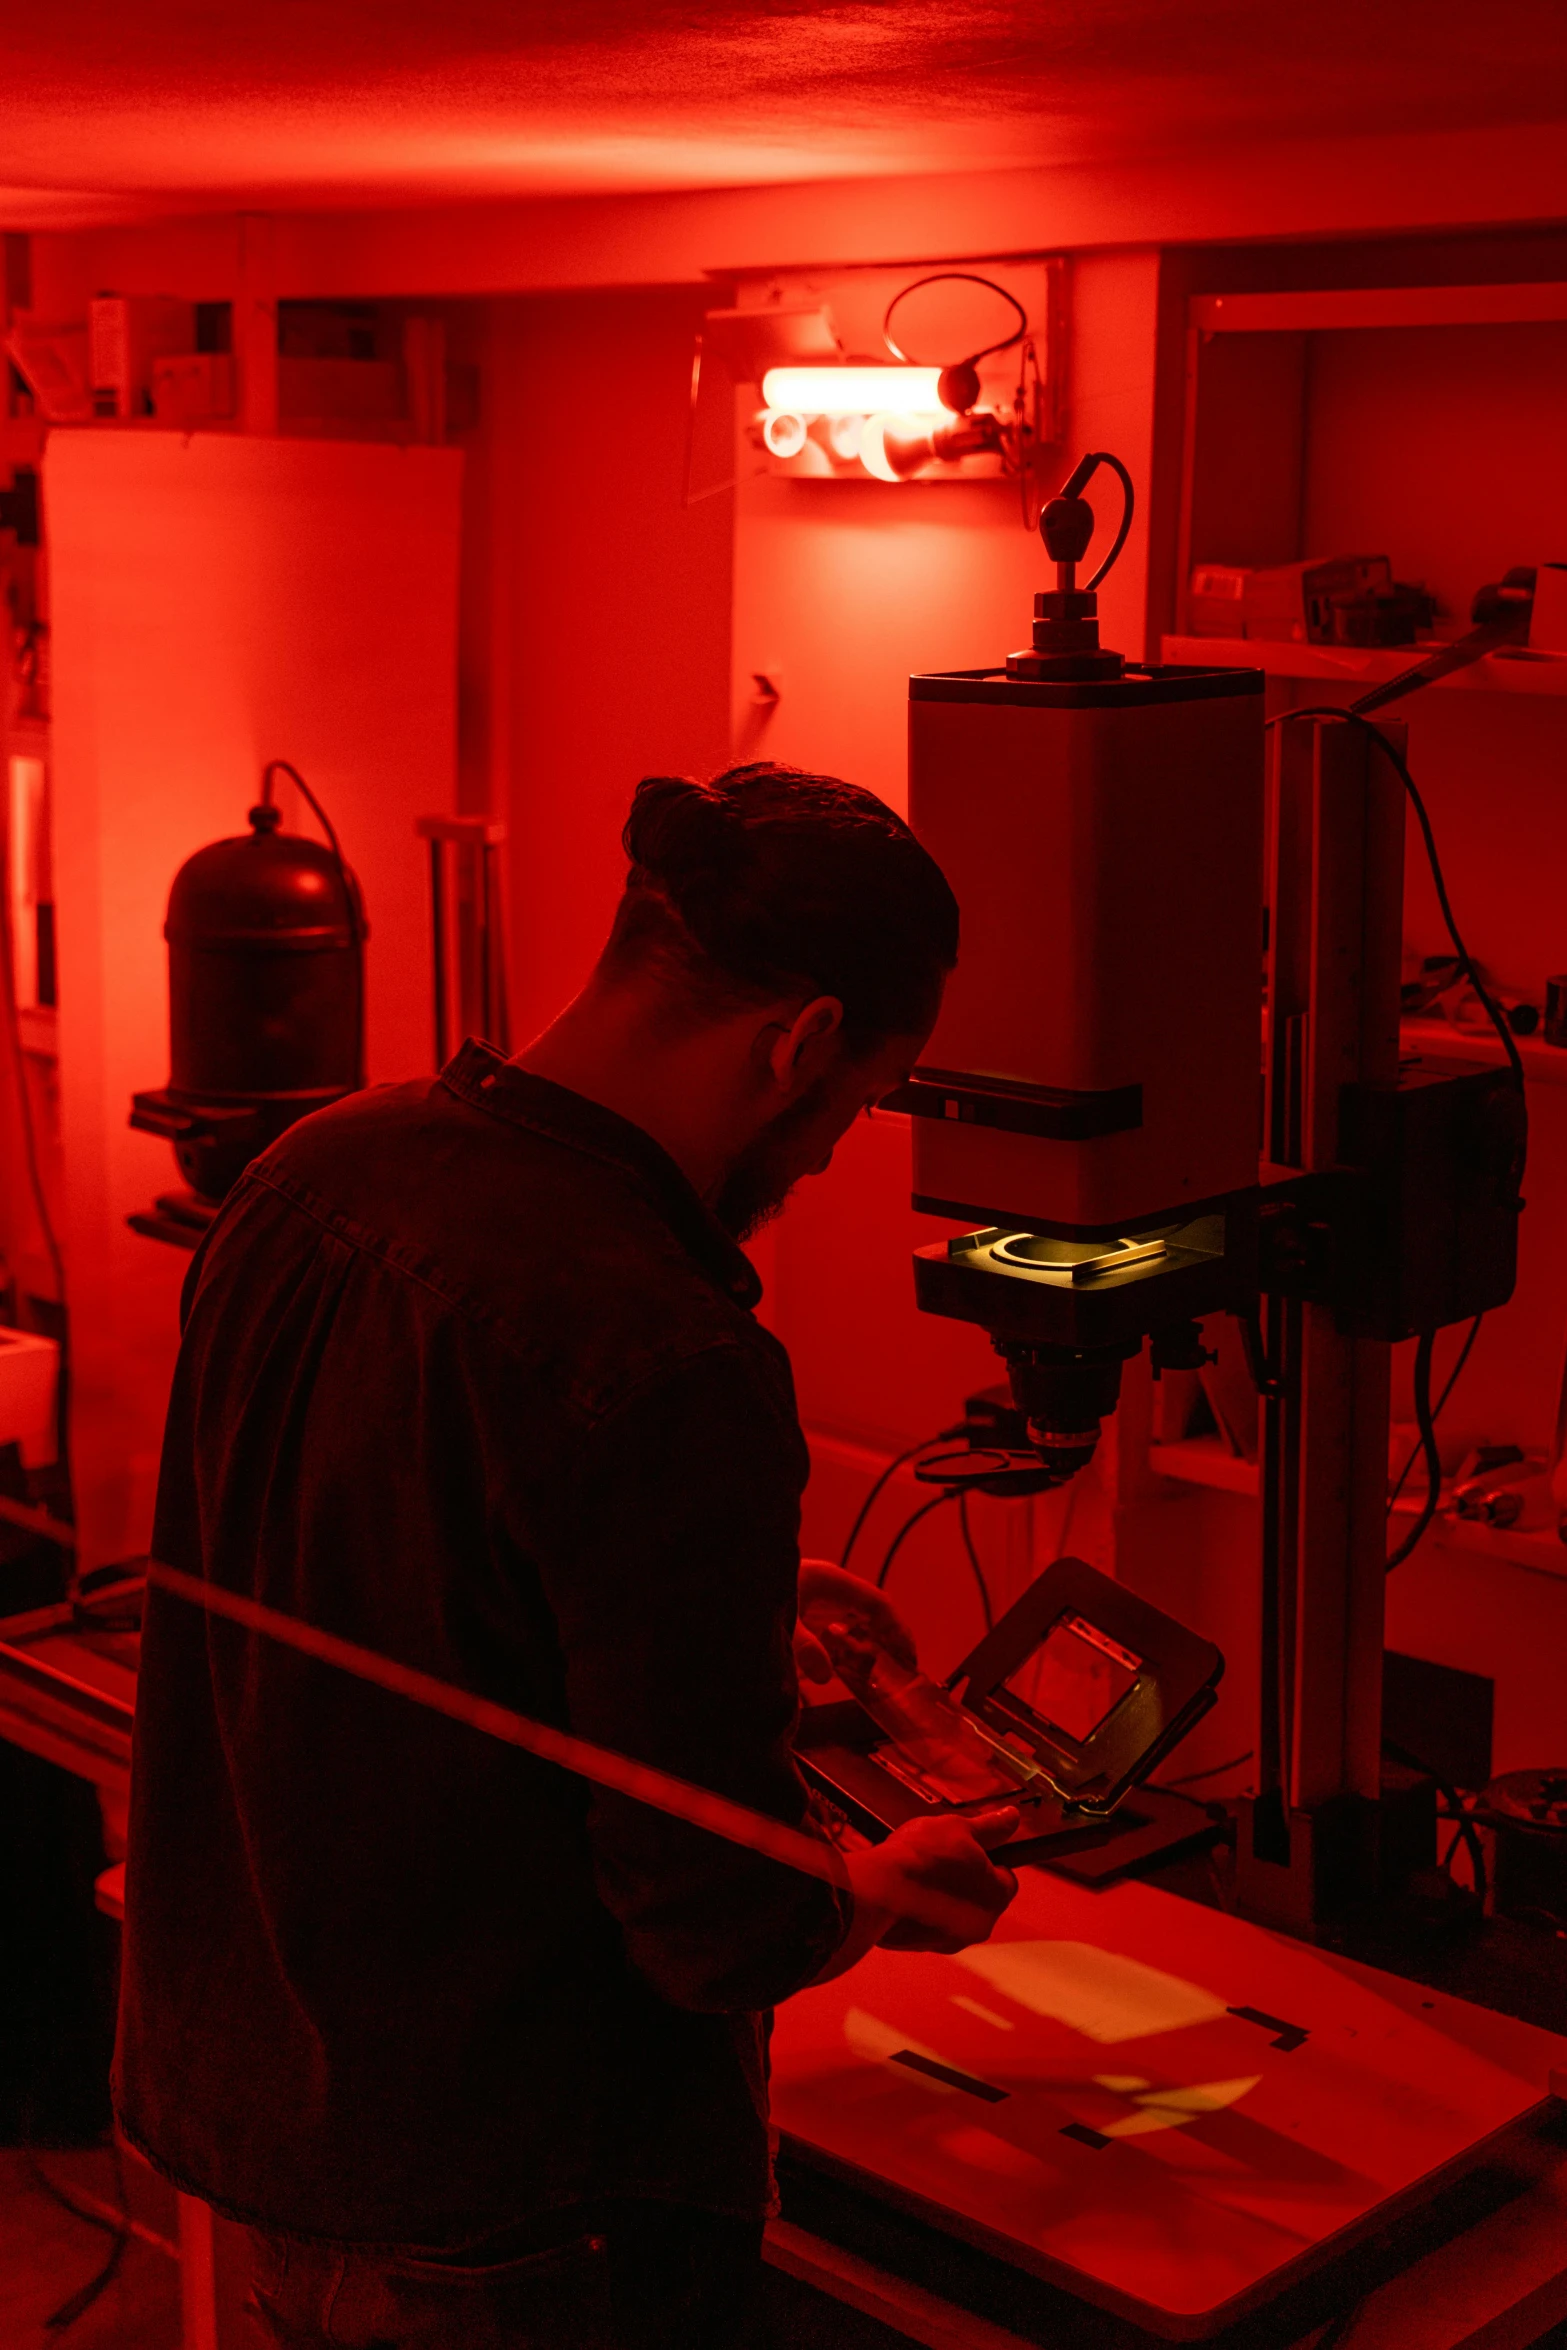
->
xmin=1041 ymin=495 xmax=1095 ymax=565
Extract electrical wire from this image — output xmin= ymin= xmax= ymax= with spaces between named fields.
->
xmin=875 ymin=1489 xmax=960 ymax=1591
xmin=956 ymin=1491 xmax=993 ymax=1631
xmin=1265 ymin=709 xmax=1526 ymax=1095
xmin=1385 ymin=1333 xmax=1442 ymax=1572
xmin=25 ymin=2142 xmax=131 ymax=2333
xmin=1160 ymin=1749 xmax=1254 ymax=1789
xmin=1387 ymin=1314 xmax=1482 ymax=1517
xmin=261 ymin=760 xmax=367 ymax=1089
xmin=1058 ymin=450 xmax=1135 ymax=590
xmin=1261 ymin=712 xmax=1524 ymax=1571
xmin=882 ymin=273 xmax=1028 ymax=369
xmin=840 ymin=1424 xmax=965 ymax=1572
xmin=1383 ymin=1736 xmax=1487 ymax=1903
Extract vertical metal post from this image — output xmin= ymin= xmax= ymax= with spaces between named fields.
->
xmin=1239 ymin=713 xmax=1405 ymax=1927
xmin=428 ymin=836 xmax=449 ymax=1069
xmin=416 ymin=815 xmax=510 ymax=1069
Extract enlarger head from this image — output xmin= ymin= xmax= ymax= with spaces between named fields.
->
xmin=888 ymin=452 xmax=1266 ymax=1480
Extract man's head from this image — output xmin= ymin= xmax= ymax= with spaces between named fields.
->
xmin=599 ymin=762 xmax=958 ymax=1237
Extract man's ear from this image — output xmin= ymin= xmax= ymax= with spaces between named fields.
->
xmin=766 ymin=995 xmax=844 ymax=1096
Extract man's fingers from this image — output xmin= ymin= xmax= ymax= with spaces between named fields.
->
xmin=797 ymin=1560 xmax=919 ymax=1671
xmin=792 ymin=1626 xmax=834 ymax=1685
xmin=966 ymin=1807 xmax=1022 ymax=1849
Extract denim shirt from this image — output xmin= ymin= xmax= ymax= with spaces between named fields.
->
xmin=114 ymin=1042 xmax=850 ymax=2249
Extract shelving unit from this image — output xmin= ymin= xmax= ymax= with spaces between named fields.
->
xmin=1160 ymin=635 xmax=1567 ymax=698
xmin=1149 ymin=1437 xmax=1567 ymax=1584
xmin=1401 ymin=1018 xmax=1567 ymax=1086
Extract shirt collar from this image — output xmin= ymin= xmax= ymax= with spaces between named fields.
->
xmin=438 ymin=1038 xmax=763 ymax=1312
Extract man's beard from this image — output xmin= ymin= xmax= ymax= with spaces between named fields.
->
xmin=713 ymin=1080 xmax=831 ymax=1243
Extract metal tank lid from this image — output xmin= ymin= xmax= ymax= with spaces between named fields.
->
xmin=164 ymin=805 xmax=364 ymax=949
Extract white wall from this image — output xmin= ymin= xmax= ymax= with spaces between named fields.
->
xmin=45 ymin=432 xmax=461 ymax=1568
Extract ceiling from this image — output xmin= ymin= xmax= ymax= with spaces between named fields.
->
xmin=4 ymin=0 xmax=1567 ymax=218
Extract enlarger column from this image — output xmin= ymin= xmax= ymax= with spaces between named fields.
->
xmin=1240 ymin=713 xmax=1404 ymax=1927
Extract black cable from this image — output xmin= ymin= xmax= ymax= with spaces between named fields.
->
xmin=875 ymin=1489 xmax=959 ymax=1590
xmin=262 ymin=760 xmax=367 ymax=1088
xmin=882 ymin=273 xmax=1028 ymax=368
xmin=1058 ymin=451 xmax=1135 ymax=590
xmin=1387 ymin=1314 xmax=1481 ymax=1516
xmin=1383 ymin=1736 xmax=1487 ymax=1903
xmin=1385 ymin=1334 xmax=1442 ymax=1572
xmin=957 ymin=1491 xmax=993 ymax=1632
xmin=1160 ymin=1749 xmax=1254 ymax=1788
xmin=1263 ymin=711 xmax=1522 ymax=1572
xmin=1265 ymin=709 xmax=1526 ymax=1095
xmin=26 ymin=2144 xmax=131 ymax=2333
xmin=840 ymin=1424 xmax=965 ymax=1572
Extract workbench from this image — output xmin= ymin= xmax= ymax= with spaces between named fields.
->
xmin=5 ymin=1590 xmax=1566 ymax=2350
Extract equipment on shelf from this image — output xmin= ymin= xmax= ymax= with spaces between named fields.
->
xmin=128 ymin=762 xmax=365 ymax=1246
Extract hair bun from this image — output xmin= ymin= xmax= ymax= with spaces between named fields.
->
xmin=623 ymin=776 xmax=747 ymax=905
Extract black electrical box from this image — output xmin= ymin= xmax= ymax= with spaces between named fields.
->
xmin=1335 ymin=1057 xmax=1523 ymax=1339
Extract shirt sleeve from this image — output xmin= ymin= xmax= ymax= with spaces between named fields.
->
xmin=538 ymin=1338 xmax=851 ymax=2013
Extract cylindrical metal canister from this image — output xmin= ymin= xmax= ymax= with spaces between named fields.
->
xmin=142 ymin=804 xmax=365 ymax=1201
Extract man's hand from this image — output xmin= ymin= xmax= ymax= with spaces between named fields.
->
xmin=859 ymin=1808 xmax=1021 ymax=1953
xmin=810 ymin=1808 xmax=1020 ymax=1981
xmin=795 ymin=1557 xmax=917 ymax=1685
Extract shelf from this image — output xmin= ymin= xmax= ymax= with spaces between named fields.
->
xmin=1161 ymin=635 xmax=1567 ymax=698
xmin=1432 ymin=1514 xmax=1567 ymax=1583
xmin=1150 ymin=1440 xmax=1567 ymax=1583
xmin=1190 ymin=282 xmax=1567 ymax=336
xmin=1401 ymin=1018 xmax=1567 ymax=1087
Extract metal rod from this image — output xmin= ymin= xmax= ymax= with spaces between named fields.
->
xmin=428 ymin=837 xmax=448 ymax=1069
xmin=143 ymin=1561 xmax=1013 ymax=1950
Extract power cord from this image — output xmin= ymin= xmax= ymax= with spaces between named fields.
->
xmin=260 ymin=760 xmax=366 ymax=1089
xmin=1058 ymin=449 xmax=1135 ymax=589
xmin=25 ymin=2139 xmax=131 ymax=2333
xmin=1383 ymin=1736 xmax=1487 ymax=1904
xmin=1264 ymin=709 xmax=1526 ymax=1571
xmin=956 ymin=1491 xmax=994 ymax=1632
xmin=839 ymin=1423 xmax=967 ymax=1572
xmin=1385 ymin=1333 xmax=1442 ymax=1574
xmin=1266 ymin=707 xmax=1525 ymax=1096
xmin=1160 ymin=1749 xmax=1253 ymax=1789
xmin=1386 ymin=1314 xmax=1482 ymax=1517
xmin=875 ymin=1489 xmax=960 ymax=1590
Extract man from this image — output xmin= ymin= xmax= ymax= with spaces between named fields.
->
xmin=116 ymin=762 xmax=1020 ymax=2349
